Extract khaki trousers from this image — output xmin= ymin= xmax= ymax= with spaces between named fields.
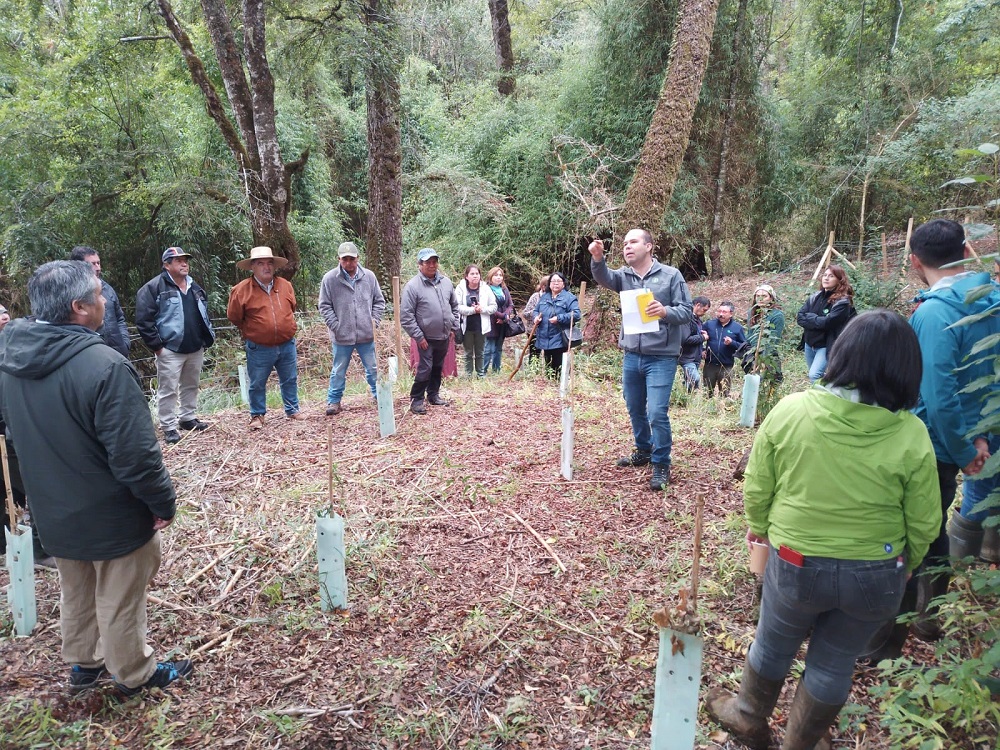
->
xmin=56 ymin=533 xmax=161 ymax=688
xmin=156 ymin=348 xmax=204 ymax=430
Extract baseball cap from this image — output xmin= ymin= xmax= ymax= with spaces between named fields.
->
xmin=338 ymin=242 xmax=360 ymax=258
xmin=417 ymin=247 xmax=439 ymax=262
xmin=162 ymin=246 xmax=192 ymax=263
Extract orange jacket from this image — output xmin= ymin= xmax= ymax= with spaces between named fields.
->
xmin=227 ymin=276 xmax=297 ymax=346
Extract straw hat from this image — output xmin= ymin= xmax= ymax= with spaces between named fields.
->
xmin=236 ymin=246 xmax=289 ymax=271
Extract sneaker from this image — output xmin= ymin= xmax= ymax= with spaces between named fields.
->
xmin=163 ymin=430 xmax=182 ymax=445
xmin=427 ymin=395 xmax=450 ymax=406
xmin=410 ymin=399 xmax=427 ymax=415
xmin=249 ymin=415 xmax=265 ymax=431
xmin=325 ymin=403 xmax=342 ymax=416
xmin=178 ymin=418 xmax=208 ymax=431
xmin=116 ymin=660 xmax=193 ymax=697
xmin=69 ymin=665 xmax=107 ymax=695
xmin=616 ymin=450 xmax=651 ymax=468
xmin=287 ymin=411 xmax=306 ymax=421
xmin=649 ymin=464 xmax=671 ymax=491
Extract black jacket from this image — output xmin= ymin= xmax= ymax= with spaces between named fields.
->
xmin=0 ymin=319 xmax=176 ymax=560
xmin=796 ymin=291 xmax=854 ymax=349
xmin=679 ymin=317 xmax=706 ymax=366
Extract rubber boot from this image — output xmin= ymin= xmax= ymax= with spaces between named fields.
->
xmin=981 ymin=523 xmax=1000 ymax=564
xmin=705 ymin=662 xmax=784 ymax=750
xmin=781 ymin=682 xmax=843 ymax=750
xmin=911 ymin=571 xmax=950 ymax=642
xmin=948 ymin=510 xmax=984 ymax=561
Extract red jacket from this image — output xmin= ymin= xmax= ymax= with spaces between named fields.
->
xmin=227 ymin=276 xmax=297 ymax=346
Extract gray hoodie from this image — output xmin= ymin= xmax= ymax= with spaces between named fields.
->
xmin=318 ymin=264 xmax=386 ymax=345
xmin=0 ymin=319 xmax=176 ymax=560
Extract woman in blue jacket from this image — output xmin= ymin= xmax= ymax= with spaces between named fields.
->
xmin=532 ymin=272 xmax=581 ymax=377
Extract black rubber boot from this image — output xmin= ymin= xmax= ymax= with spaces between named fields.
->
xmin=781 ymin=682 xmax=843 ymax=750
xmin=948 ymin=510 xmax=984 ymax=561
xmin=705 ymin=663 xmax=784 ymax=750
xmin=980 ymin=522 xmax=999 ymax=563
xmin=911 ymin=571 xmax=950 ymax=642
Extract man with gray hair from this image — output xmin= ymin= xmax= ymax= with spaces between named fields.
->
xmin=400 ymin=248 xmax=459 ymax=414
xmin=318 ymin=242 xmax=386 ymax=415
xmin=0 ymin=260 xmax=192 ymax=696
xmin=69 ymin=245 xmax=131 ymax=357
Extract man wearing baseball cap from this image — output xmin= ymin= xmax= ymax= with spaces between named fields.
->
xmin=318 ymin=242 xmax=386 ymax=415
xmin=135 ymin=247 xmax=215 ymax=444
xmin=400 ymin=247 xmax=459 ymax=414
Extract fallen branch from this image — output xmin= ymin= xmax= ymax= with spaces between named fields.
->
xmin=507 ymin=510 xmax=567 ymax=572
xmin=184 ymin=546 xmax=236 ymax=586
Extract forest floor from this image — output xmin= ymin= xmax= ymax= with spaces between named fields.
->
xmin=0 ymin=269 xmax=992 ymax=749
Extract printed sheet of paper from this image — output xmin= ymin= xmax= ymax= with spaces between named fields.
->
xmin=621 ymin=289 xmax=659 ymax=335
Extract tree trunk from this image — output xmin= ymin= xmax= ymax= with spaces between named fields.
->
xmin=487 ymin=0 xmax=516 ymax=96
xmin=620 ymin=0 xmax=723 ymax=235
xmin=364 ymin=1 xmax=404 ymax=287
xmin=156 ymin=0 xmax=307 ymax=276
xmin=707 ymin=0 xmax=749 ymax=279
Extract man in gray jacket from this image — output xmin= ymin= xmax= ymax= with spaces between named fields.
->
xmin=70 ymin=245 xmax=131 ymax=357
xmin=318 ymin=242 xmax=386 ymax=415
xmin=400 ymin=247 xmax=459 ymax=414
xmin=590 ymin=229 xmax=693 ymax=490
xmin=0 ymin=260 xmax=192 ymax=696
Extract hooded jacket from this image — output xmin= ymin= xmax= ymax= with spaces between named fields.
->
xmin=0 ymin=319 xmax=176 ymax=560
xmin=591 ymin=258 xmax=692 ymax=357
xmin=534 ymin=290 xmax=582 ymax=351
xmin=910 ymin=271 xmax=1000 ymax=468
xmin=744 ymin=387 xmax=940 ymax=570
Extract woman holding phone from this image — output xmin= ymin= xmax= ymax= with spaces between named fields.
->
xmin=455 ymin=264 xmax=497 ymax=377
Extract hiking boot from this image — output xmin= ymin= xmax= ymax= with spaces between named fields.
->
xmin=705 ymin=663 xmax=783 ymax=750
xmin=178 ymin=418 xmax=208 ymax=431
xmin=427 ymin=394 xmax=450 ymax=406
xmin=649 ymin=464 xmax=671 ymax=490
xmin=116 ymin=660 xmax=193 ymax=697
xmin=69 ymin=665 xmax=107 ymax=695
xmin=287 ymin=411 xmax=306 ymax=421
xmin=249 ymin=415 xmax=265 ymax=431
xmin=163 ymin=429 xmax=181 ymax=445
xmin=616 ymin=450 xmax=651 ymax=468
xmin=325 ymin=403 xmax=342 ymax=416
xmin=410 ymin=399 xmax=427 ymax=415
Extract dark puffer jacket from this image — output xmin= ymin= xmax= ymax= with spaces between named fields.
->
xmin=796 ymin=290 xmax=853 ymax=349
xmin=0 ymin=319 xmax=176 ymax=560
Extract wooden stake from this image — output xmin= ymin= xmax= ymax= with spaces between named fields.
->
xmin=1 ymin=440 xmax=19 ymax=536
xmin=829 ymin=247 xmax=857 ymax=270
xmin=881 ymin=233 xmax=888 ymax=275
xmin=900 ymin=217 xmax=914 ymax=278
xmin=811 ymin=232 xmax=835 ymax=282
xmin=508 ymin=510 xmax=567 ymax=572
xmin=691 ymin=494 xmax=704 ymax=606
xmin=328 ymin=422 xmax=335 ymax=511
xmin=392 ymin=276 xmax=405 ymax=369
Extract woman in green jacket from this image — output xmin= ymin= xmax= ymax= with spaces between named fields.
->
xmin=705 ymin=310 xmax=940 ymax=750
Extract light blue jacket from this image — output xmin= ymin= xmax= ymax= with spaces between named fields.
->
xmin=534 ymin=290 xmax=581 ymax=351
xmin=910 ymin=271 xmax=1000 ymax=467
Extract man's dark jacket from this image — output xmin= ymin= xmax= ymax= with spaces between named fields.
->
xmin=135 ymin=271 xmax=214 ymax=353
xmin=99 ymin=279 xmax=131 ymax=357
xmin=0 ymin=319 xmax=176 ymax=560
xmin=679 ymin=317 xmax=705 ymax=366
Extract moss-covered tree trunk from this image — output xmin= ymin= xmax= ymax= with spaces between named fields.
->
xmin=156 ymin=0 xmax=307 ymax=276
xmin=488 ymin=0 xmax=516 ymax=96
xmin=620 ymin=0 xmax=722 ymax=236
xmin=364 ymin=0 xmax=403 ymax=287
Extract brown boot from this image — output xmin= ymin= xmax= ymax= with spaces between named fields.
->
xmin=781 ymin=683 xmax=843 ymax=750
xmin=705 ymin=663 xmax=784 ymax=750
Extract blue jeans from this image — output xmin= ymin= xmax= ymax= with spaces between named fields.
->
xmin=750 ymin=550 xmax=906 ymax=704
xmin=484 ymin=330 xmax=506 ymax=373
xmin=961 ymin=434 xmax=1000 ymax=522
xmin=327 ymin=341 xmax=377 ymax=404
xmin=622 ymin=353 xmax=677 ymax=466
xmin=246 ymin=339 xmax=299 ymax=417
xmin=804 ymin=344 xmax=828 ymax=383
xmin=681 ymin=362 xmax=701 ymax=391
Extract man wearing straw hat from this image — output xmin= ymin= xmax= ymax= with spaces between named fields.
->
xmin=0 ymin=260 xmax=191 ymax=696
xmin=400 ymin=247 xmax=460 ymax=415
xmin=227 ymin=246 xmax=304 ymax=429
xmin=135 ymin=247 xmax=216 ymax=445
xmin=318 ymin=241 xmax=386 ymax=415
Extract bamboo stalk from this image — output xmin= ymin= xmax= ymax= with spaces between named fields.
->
xmin=392 ymin=276 xmax=405 ymax=369
xmin=691 ymin=494 xmax=704 ymax=606
xmin=881 ymin=233 xmax=888 ymax=275
xmin=183 ymin=546 xmax=235 ymax=586
xmin=811 ymin=232 xmax=835 ymax=282
xmin=900 ymin=218 xmax=914 ymax=278
xmin=1 ymin=440 xmax=19 ymax=536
